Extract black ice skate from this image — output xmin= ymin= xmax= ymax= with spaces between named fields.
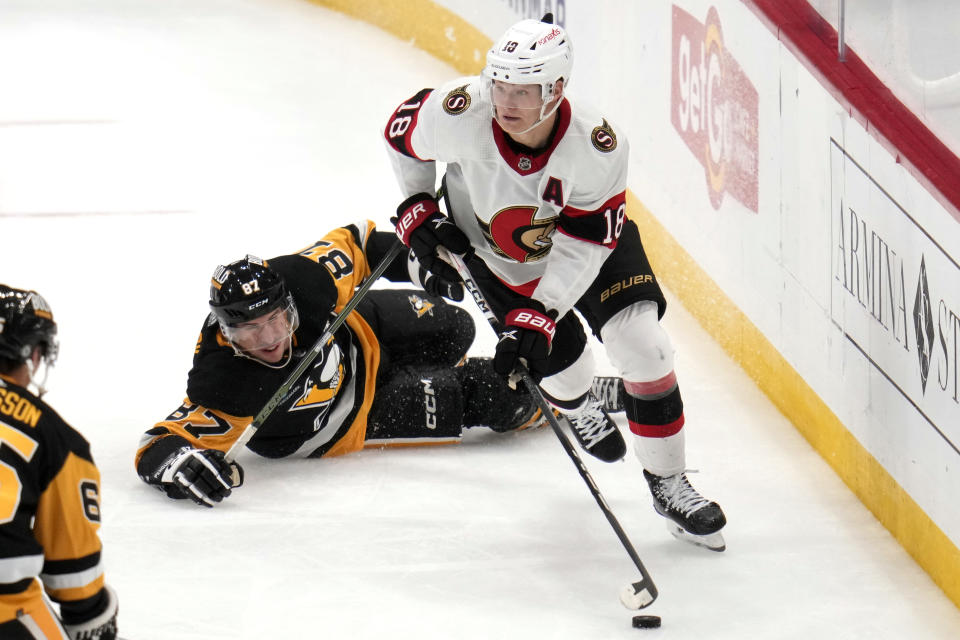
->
xmin=591 ymin=376 xmax=626 ymax=413
xmin=643 ymin=470 xmax=726 ymax=551
xmin=512 ymin=406 xmax=549 ymax=432
xmin=563 ymin=396 xmax=627 ymax=462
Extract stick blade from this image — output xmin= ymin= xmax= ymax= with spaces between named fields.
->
xmin=619 ymin=580 xmax=658 ymax=610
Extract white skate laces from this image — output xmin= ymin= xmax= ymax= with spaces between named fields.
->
xmin=656 ymin=471 xmax=711 ymax=516
xmin=590 ymin=376 xmax=624 ymax=413
xmin=643 ymin=468 xmax=726 ymax=550
xmin=562 ymin=395 xmax=627 ymax=462
xmin=567 ymin=398 xmax=618 ymax=447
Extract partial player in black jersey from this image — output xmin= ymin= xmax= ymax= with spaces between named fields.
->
xmin=134 ymin=220 xmax=553 ymax=508
xmin=0 ymin=285 xmax=119 ymax=640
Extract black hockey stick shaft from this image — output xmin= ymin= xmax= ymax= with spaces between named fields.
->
xmin=441 ymin=248 xmax=658 ymax=608
xmin=225 ymin=240 xmax=405 ymax=462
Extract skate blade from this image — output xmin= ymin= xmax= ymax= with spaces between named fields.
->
xmin=665 ymin=521 xmax=726 ymax=552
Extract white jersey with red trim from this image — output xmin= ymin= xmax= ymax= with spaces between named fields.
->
xmin=384 ymin=76 xmax=629 ymax=316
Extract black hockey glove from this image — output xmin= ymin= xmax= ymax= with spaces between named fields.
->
xmin=493 ymin=300 xmax=557 ymax=383
xmin=392 ymin=192 xmax=471 ymax=287
xmin=160 ymin=446 xmax=244 ymax=508
xmin=62 ymin=585 xmax=118 ymax=640
xmin=407 ymin=252 xmax=464 ymax=301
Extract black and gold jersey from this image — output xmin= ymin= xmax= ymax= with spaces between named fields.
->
xmin=136 ymin=221 xmax=409 ymax=486
xmin=0 ymin=374 xmax=107 ymax=624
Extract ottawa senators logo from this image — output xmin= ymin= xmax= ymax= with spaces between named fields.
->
xmin=477 ymin=207 xmax=556 ymax=263
xmin=591 ymin=118 xmax=618 ymax=152
xmin=442 ymin=85 xmax=471 ymax=115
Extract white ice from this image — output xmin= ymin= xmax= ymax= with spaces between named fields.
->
xmin=2 ymin=1 xmax=959 ymax=638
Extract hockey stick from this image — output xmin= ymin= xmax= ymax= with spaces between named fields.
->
xmin=440 ymin=247 xmax=659 ymax=610
xmin=224 ymin=240 xmax=405 ymax=462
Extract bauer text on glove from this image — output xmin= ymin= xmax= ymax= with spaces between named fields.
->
xmin=493 ymin=300 xmax=556 ymax=382
xmin=392 ymin=192 xmax=470 ymax=286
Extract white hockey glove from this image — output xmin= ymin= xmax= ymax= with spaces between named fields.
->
xmin=160 ymin=446 xmax=244 ymax=507
xmin=62 ymin=585 xmax=118 ymax=640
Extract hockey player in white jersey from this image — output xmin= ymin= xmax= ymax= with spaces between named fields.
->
xmin=384 ymin=14 xmax=726 ymax=550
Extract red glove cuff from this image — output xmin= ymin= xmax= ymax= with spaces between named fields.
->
xmin=394 ymin=194 xmax=440 ymax=246
xmin=504 ymin=307 xmax=556 ymax=345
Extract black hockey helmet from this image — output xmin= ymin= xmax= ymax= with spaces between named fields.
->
xmin=0 ymin=284 xmax=58 ymax=365
xmin=208 ymin=256 xmax=300 ymax=366
xmin=209 ymin=255 xmax=291 ymax=326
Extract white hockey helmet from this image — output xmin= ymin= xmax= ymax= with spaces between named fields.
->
xmin=482 ymin=14 xmax=573 ymax=127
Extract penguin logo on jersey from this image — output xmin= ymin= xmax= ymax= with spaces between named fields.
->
xmin=477 ymin=208 xmax=556 ymax=263
xmin=290 ymin=340 xmax=344 ymax=431
xmin=591 ymin=119 xmax=618 ymax=153
xmin=442 ymin=85 xmax=471 ymax=115
xmin=407 ymin=294 xmax=435 ymax=317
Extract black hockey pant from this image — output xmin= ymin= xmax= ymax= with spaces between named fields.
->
xmin=360 ymin=290 xmax=537 ymax=445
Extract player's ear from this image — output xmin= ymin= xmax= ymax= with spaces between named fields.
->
xmin=553 ymin=78 xmax=565 ymax=100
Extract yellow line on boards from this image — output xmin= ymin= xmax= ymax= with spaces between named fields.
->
xmin=627 ymin=192 xmax=960 ymax=609
xmin=304 ymin=0 xmax=960 ymax=610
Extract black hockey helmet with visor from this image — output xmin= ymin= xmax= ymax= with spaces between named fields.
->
xmin=0 ymin=284 xmax=59 ymax=394
xmin=209 ymin=256 xmax=299 ymax=365
xmin=0 ymin=285 xmax=58 ymax=363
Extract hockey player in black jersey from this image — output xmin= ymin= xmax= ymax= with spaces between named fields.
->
xmin=0 ymin=286 xmax=119 ymax=640
xmin=135 ymin=220 xmax=555 ymax=508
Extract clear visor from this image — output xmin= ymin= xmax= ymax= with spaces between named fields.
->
xmin=27 ymin=343 xmax=57 ymax=397
xmin=484 ymin=77 xmax=547 ymax=111
xmin=222 ymin=299 xmax=299 ymax=355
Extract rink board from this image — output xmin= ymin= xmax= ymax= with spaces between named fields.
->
xmin=305 ymin=0 xmax=960 ymax=609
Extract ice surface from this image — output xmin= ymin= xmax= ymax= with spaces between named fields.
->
xmin=2 ymin=1 xmax=959 ymax=638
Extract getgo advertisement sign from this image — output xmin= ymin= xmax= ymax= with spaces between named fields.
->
xmin=671 ymin=5 xmax=759 ymax=213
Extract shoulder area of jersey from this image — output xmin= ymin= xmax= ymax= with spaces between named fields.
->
xmin=566 ymin=100 xmax=628 ymax=157
xmin=433 ymin=76 xmax=485 ymax=118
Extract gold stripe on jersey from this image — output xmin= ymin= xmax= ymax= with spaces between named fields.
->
xmin=325 ymin=312 xmax=379 ymax=457
xmin=0 ymin=579 xmax=70 ymax=636
xmin=0 ymin=388 xmax=43 ymax=428
xmin=32 ymin=452 xmax=104 ymax=602
xmin=363 ymin=439 xmax=460 ymax=449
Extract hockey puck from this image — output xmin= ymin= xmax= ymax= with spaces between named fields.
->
xmin=632 ymin=615 xmax=662 ymax=629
